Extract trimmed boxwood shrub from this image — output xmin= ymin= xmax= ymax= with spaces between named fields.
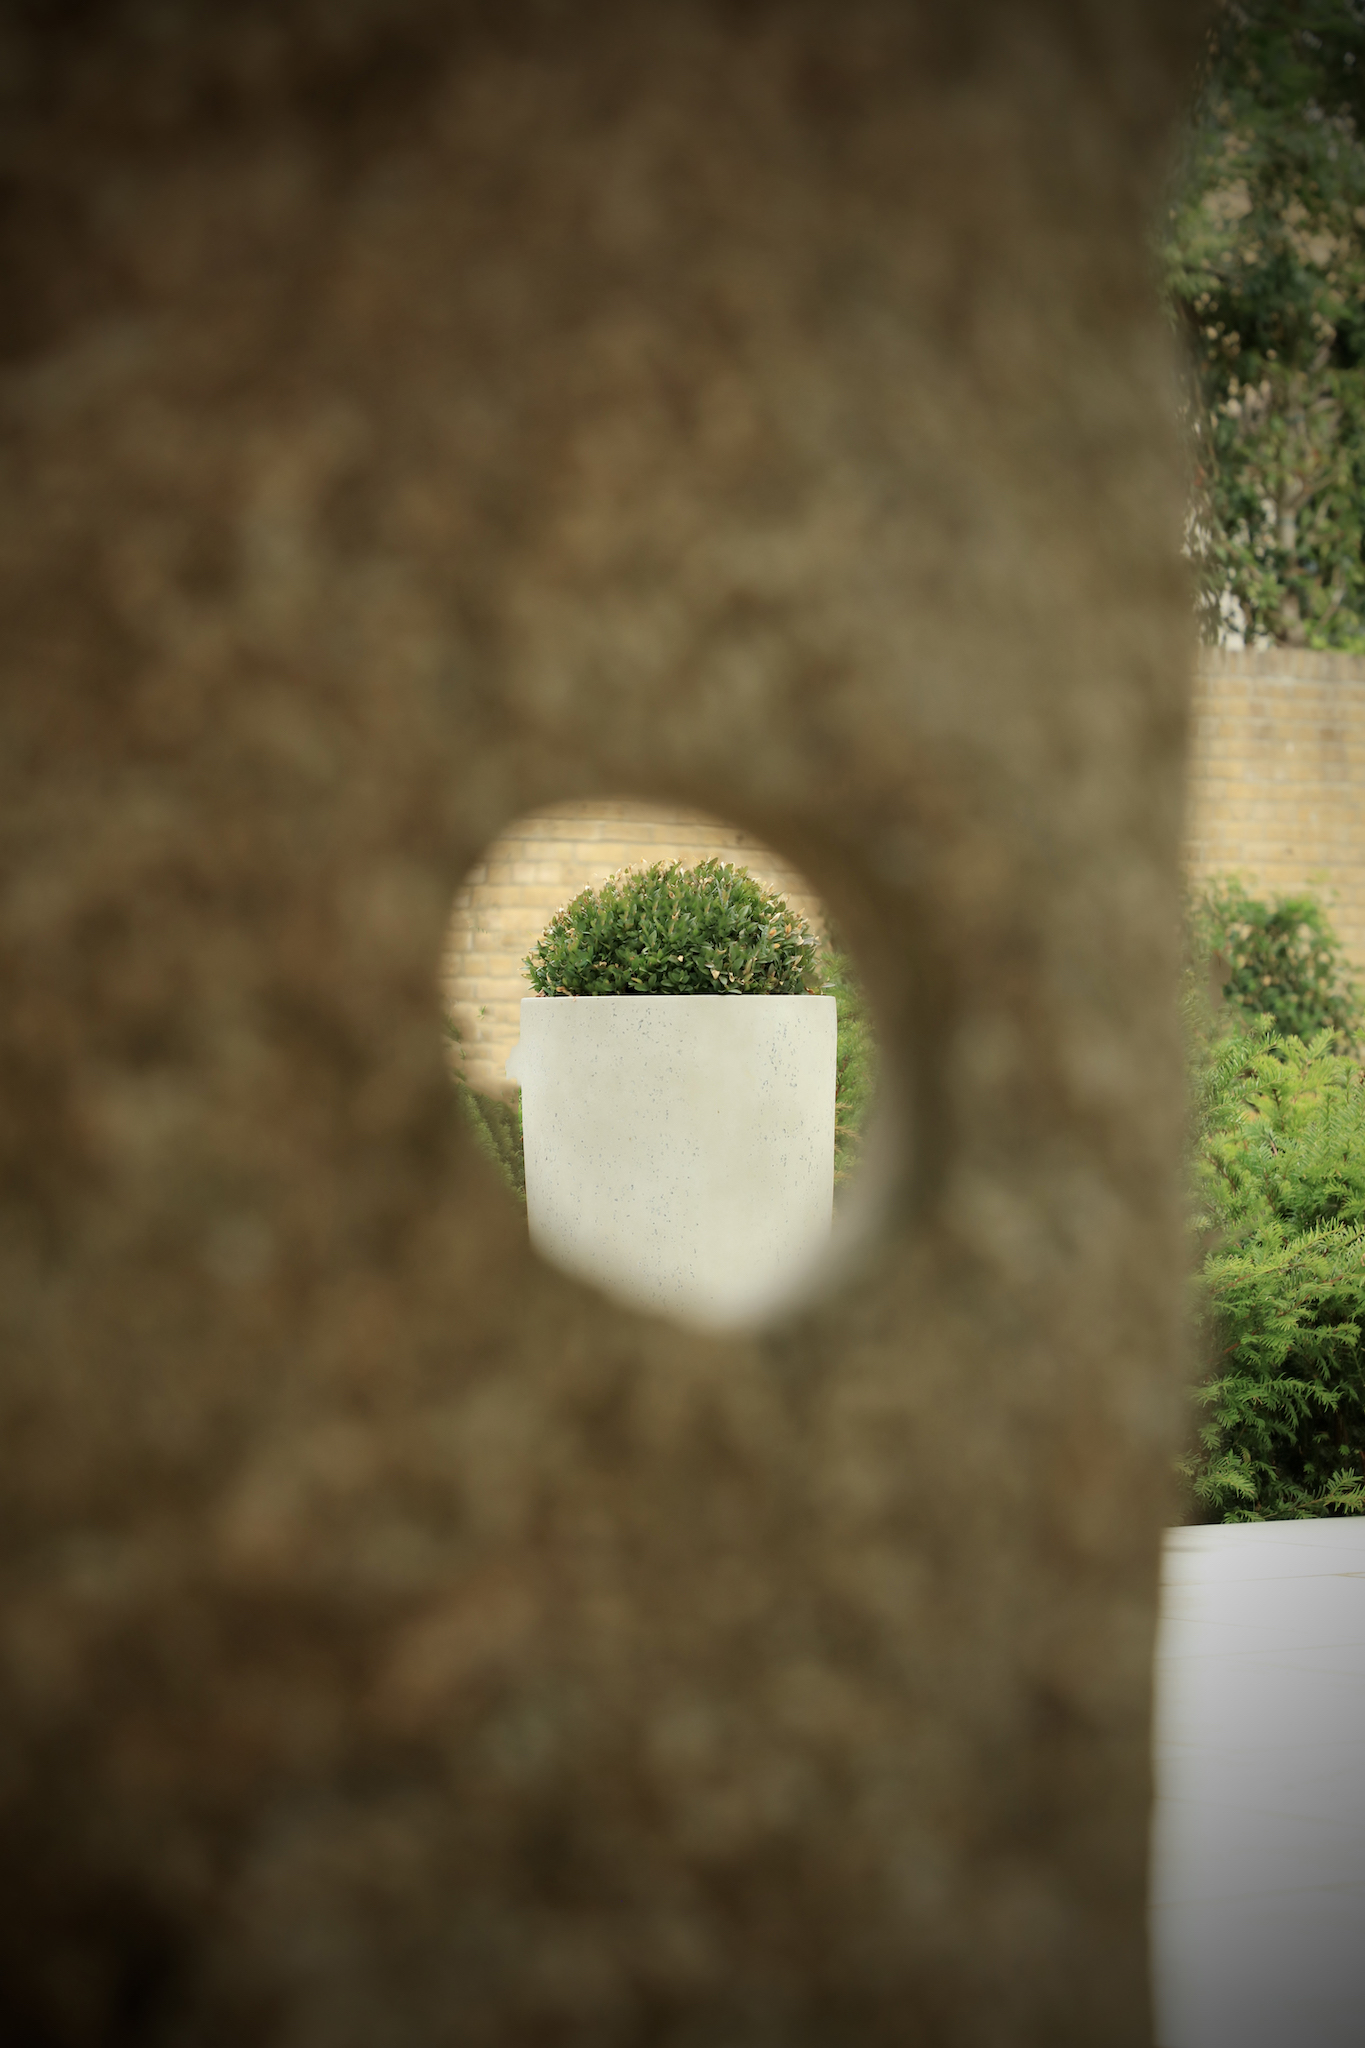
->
xmin=523 ymin=858 xmax=822 ymax=997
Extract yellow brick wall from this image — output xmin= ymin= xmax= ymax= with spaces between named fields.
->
xmin=441 ymin=800 xmax=826 ymax=1097
xmin=1185 ymin=648 xmax=1365 ymax=973
xmin=445 ymin=653 xmax=1365 ymax=1097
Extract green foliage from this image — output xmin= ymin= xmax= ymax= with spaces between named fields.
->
xmin=822 ymin=946 xmax=879 ymax=1190
xmin=524 ymin=858 xmax=821 ymax=998
xmin=444 ymin=1017 xmax=526 ymax=1204
xmin=1193 ymin=877 xmax=1361 ymax=1045
xmin=1184 ymin=1028 xmax=1365 ymax=1519
xmin=1163 ymin=1 xmax=1365 ymax=646
xmin=458 ymin=1081 xmax=526 ymax=1204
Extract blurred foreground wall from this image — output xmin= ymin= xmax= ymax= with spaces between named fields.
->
xmin=0 ymin=4 xmax=1200 ymax=2043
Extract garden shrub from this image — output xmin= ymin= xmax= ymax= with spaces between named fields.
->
xmin=1185 ymin=1028 xmax=1365 ymax=1521
xmin=1183 ymin=882 xmax=1365 ymax=1519
xmin=1192 ymin=878 xmax=1361 ymax=1049
xmin=823 ymin=946 xmax=878 ymax=1190
xmin=524 ymin=858 xmax=821 ymax=997
xmin=459 ymin=1083 xmax=526 ymax=1205
xmin=444 ymin=1018 xmax=526 ymax=1204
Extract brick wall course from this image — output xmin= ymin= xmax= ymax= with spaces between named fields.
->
xmin=1186 ymin=648 xmax=1365 ymax=972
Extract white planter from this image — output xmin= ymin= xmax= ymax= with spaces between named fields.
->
xmin=505 ymin=994 xmax=836 ymax=1330
xmin=1150 ymin=1519 xmax=1365 ymax=2048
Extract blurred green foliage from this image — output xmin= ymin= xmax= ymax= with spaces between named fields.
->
xmin=444 ymin=1017 xmax=526 ymax=1204
xmin=1193 ymin=875 xmax=1362 ymax=1044
xmin=458 ymin=1082 xmax=526 ymax=1205
xmin=1163 ymin=1 xmax=1365 ymax=646
xmin=822 ymin=946 xmax=878 ymax=1193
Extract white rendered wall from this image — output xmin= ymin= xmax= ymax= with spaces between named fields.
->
xmin=506 ymin=994 xmax=836 ymax=1331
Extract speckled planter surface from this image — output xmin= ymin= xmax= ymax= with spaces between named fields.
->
xmin=506 ymin=995 xmax=836 ymax=1330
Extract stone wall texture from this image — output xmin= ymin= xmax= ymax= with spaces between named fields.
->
xmin=1186 ymin=648 xmax=1365 ymax=970
xmin=0 ymin=4 xmax=1204 ymax=2044
xmin=444 ymin=802 xmax=826 ymax=1097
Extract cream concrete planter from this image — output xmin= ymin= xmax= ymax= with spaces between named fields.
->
xmin=1150 ymin=1519 xmax=1365 ymax=2048
xmin=505 ymin=994 xmax=836 ymax=1331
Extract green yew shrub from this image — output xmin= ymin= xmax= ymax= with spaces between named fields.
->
xmin=459 ymin=1082 xmax=526 ymax=1205
xmin=523 ymin=858 xmax=821 ymax=997
xmin=1186 ymin=1028 xmax=1365 ymax=1521
xmin=1183 ymin=884 xmax=1365 ymax=1519
xmin=823 ymin=946 xmax=878 ymax=1190
xmin=444 ymin=1018 xmax=526 ymax=1204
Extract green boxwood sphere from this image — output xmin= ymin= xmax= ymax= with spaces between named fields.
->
xmin=523 ymin=858 xmax=821 ymax=997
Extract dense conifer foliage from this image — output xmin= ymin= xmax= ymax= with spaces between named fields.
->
xmin=1185 ymin=885 xmax=1365 ymax=1517
xmin=1188 ymin=1030 xmax=1365 ymax=1516
xmin=822 ymin=947 xmax=878 ymax=1192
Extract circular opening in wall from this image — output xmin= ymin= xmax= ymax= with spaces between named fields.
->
xmin=441 ymin=798 xmax=886 ymax=1333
